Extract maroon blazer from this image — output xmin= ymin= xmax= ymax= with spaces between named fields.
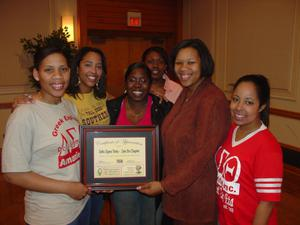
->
xmin=161 ymin=78 xmax=231 ymax=224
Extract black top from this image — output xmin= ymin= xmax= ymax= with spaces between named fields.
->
xmin=106 ymin=94 xmax=172 ymax=126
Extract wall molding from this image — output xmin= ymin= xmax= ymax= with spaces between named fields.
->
xmin=270 ymin=108 xmax=300 ymax=120
xmin=282 ymin=145 xmax=300 ymax=168
xmin=0 ymin=85 xmax=34 ymax=96
xmin=216 ymin=0 xmax=300 ymax=101
xmin=281 ymin=142 xmax=300 ymax=153
xmin=0 ymin=103 xmax=12 ymax=110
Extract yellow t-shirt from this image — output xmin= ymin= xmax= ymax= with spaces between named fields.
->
xmin=64 ymin=92 xmax=110 ymax=125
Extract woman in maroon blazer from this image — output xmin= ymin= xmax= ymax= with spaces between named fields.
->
xmin=138 ymin=38 xmax=231 ymax=225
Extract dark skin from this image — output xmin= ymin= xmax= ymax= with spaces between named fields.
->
xmin=144 ymin=51 xmax=167 ymax=99
xmin=125 ymin=68 xmax=151 ymax=124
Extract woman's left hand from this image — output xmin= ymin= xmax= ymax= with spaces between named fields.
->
xmin=137 ymin=181 xmax=164 ymax=196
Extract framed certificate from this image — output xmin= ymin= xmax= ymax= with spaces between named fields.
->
xmin=80 ymin=125 xmax=159 ymax=190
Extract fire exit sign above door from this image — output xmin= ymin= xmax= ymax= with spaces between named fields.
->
xmin=127 ymin=12 xmax=142 ymax=27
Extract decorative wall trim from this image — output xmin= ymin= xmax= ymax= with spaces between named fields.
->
xmin=0 ymin=85 xmax=34 ymax=96
xmin=270 ymin=108 xmax=300 ymax=120
xmin=281 ymin=143 xmax=300 ymax=153
xmin=0 ymin=103 xmax=12 ymax=110
xmin=216 ymin=0 xmax=300 ymax=101
xmin=282 ymin=146 xmax=300 ymax=168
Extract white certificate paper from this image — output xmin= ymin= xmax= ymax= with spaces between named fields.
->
xmin=93 ymin=137 xmax=146 ymax=178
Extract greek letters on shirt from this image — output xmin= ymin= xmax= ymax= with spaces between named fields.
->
xmin=216 ymin=148 xmax=241 ymax=212
xmin=52 ymin=115 xmax=80 ymax=168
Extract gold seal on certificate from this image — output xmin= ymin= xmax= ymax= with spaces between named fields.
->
xmin=80 ymin=125 xmax=159 ymax=190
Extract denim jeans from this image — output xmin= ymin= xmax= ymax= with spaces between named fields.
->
xmin=111 ymin=190 xmax=156 ymax=225
xmin=68 ymin=197 xmax=92 ymax=225
xmin=89 ymin=193 xmax=105 ymax=225
xmin=156 ymin=202 xmax=163 ymax=225
xmin=25 ymin=198 xmax=92 ymax=225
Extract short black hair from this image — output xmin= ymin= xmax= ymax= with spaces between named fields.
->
xmin=170 ymin=38 xmax=214 ymax=78
xmin=233 ymin=74 xmax=270 ymax=126
xmin=31 ymin=46 xmax=70 ymax=90
xmin=141 ymin=46 xmax=169 ymax=71
xmin=124 ymin=62 xmax=152 ymax=85
xmin=67 ymin=46 xmax=107 ymax=99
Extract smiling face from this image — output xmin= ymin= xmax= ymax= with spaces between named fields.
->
xmin=174 ymin=47 xmax=202 ymax=92
xmin=230 ymin=81 xmax=264 ymax=131
xmin=144 ymin=51 xmax=167 ymax=81
xmin=78 ymin=51 xmax=102 ymax=93
xmin=33 ymin=53 xmax=70 ymax=104
xmin=125 ymin=67 xmax=151 ymax=102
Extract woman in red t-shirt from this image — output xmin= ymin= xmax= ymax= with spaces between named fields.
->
xmin=215 ymin=74 xmax=283 ymax=225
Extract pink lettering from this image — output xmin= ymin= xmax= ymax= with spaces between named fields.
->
xmin=64 ymin=115 xmax=73 ymax=121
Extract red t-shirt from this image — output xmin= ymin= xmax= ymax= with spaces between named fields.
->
xmin=215 ymin=124 xmax=283 ymax=225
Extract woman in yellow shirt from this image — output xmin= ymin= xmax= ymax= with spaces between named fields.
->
xmin=65 ymin=46 xmax=110 ymax=225
xmin=65 ymin=46 xmax=110 ymax=126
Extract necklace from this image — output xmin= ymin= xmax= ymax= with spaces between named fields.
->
xmin=125 ymin=98 xmax=147 ymax=119
xmin=235 ymin=124 xmax=261 ymax=141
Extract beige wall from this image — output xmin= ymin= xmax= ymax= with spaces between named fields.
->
xmin=182 ymin=0 xmax=300 ymax=149
xmin=0 ymin=0 xmax=50 ymax=89
xmin=0 ymin=0 xmax=76 ymax=146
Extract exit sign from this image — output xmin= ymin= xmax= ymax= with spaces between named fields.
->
xmin=127 ymin=12 xmax=142 ymax=27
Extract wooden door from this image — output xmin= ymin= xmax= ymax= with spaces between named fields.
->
xmin=88 ymin=36 xmax=165 ymax=97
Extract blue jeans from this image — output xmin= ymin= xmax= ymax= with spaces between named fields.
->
xmin=89 ymin=193 xmax=105 ymax=225
xmin=111 ymin=190 xmax=156 ymax=225
xmin=68 ymin=197 xmax=92 ymax=225
xmin=25 ymin=198 xmax=92 ymax=225
xmin=156 ymin=202 xmax=163 ymax=225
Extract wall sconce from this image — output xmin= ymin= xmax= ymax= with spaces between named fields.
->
xmin=61 ymin=16 xmax=74 ymax=42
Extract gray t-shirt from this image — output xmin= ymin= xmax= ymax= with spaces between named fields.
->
xmin=2 ymin=99 xmax=88 ymax=225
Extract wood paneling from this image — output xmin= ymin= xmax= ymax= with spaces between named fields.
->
xmin=85 ymin=0 xmax=177 ymax=32
xmin=77 ymin=0 xmax=182 ymax=47
xmin=0 ymin=152 xmax=25 ymax=225
xmin=278 ymin=165 xmax=300 ymax=225
xmin=91 ymin=36 xmax=156 ymax=96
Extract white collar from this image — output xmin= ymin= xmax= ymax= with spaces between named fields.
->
xmin=232 ymin=122 xmax=267 ymax=147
